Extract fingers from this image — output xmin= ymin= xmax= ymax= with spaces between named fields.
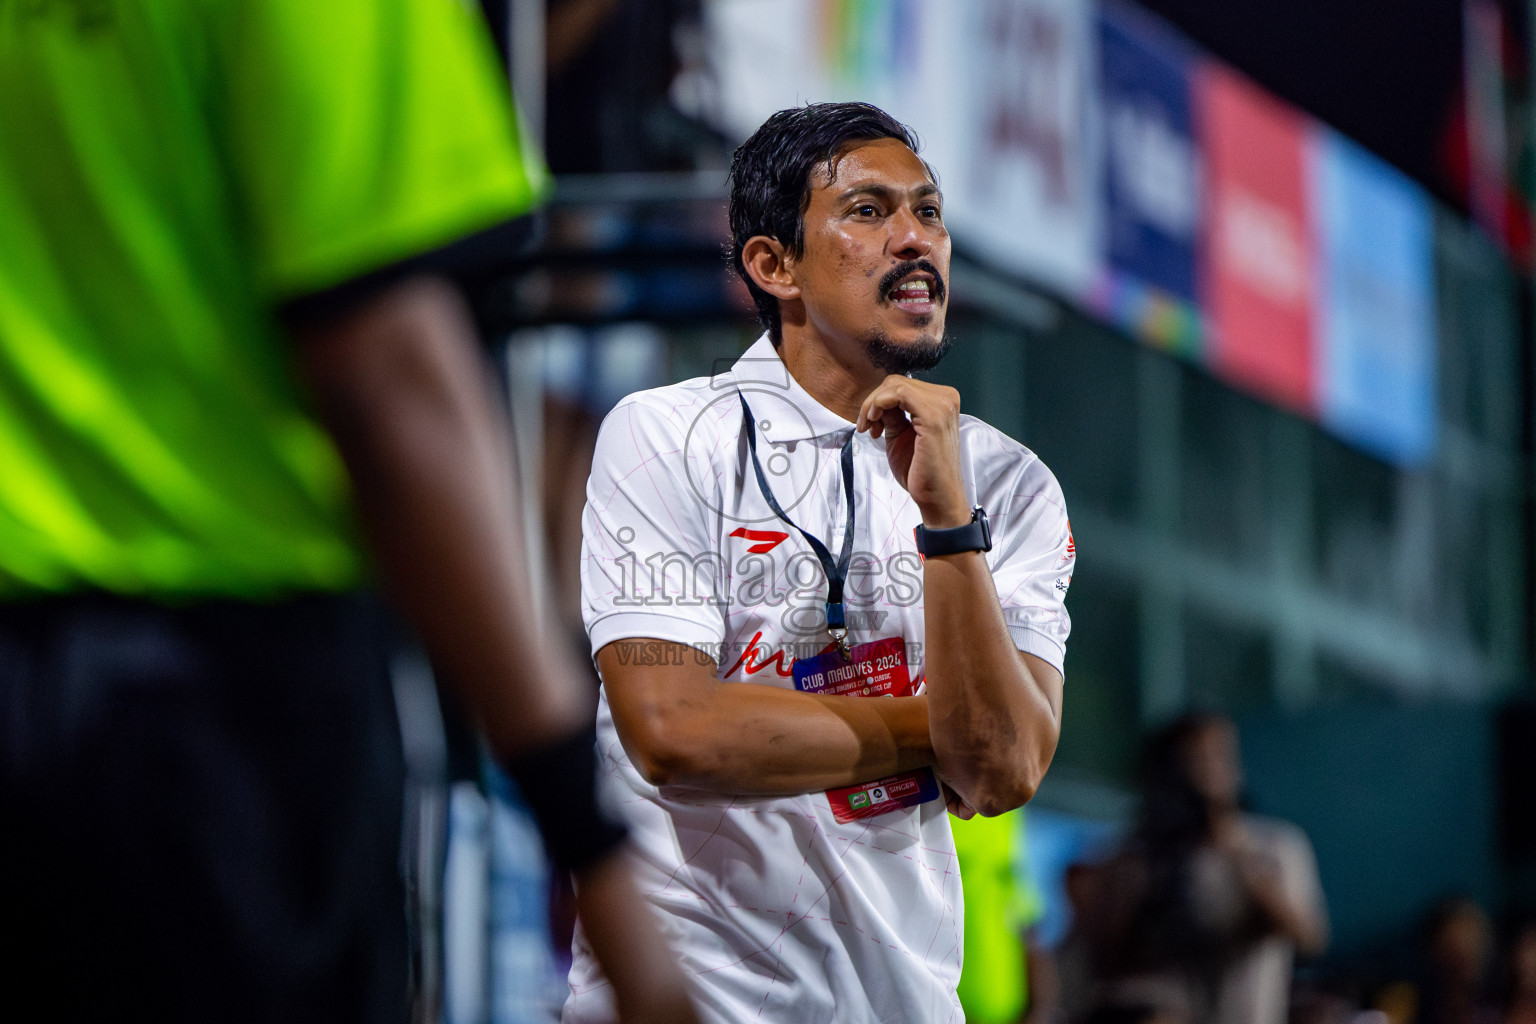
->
xmin=857 ymin=375 xmax=925 ymax=433
xmin=855 ymin=377 xmax=903 ymax=433
xmin=865 ymin=406 xmax=910 ymax=440
xmin=947 ymin=794 xmax=977 ymax=820
xmin=856 ymin=376 xmax=960 ymax=435
xmin=941 ymin=780 xmax=978 ymax=820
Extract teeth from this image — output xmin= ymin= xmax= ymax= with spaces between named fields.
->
xmin=894 ymin=280 xmax=931 ymax=300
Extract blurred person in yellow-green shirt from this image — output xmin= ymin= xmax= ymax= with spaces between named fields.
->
xmin=0 ymin=4 xmax=693 ymax=1022
xmin=954 ymin=808 xmax=1060 ymax=1024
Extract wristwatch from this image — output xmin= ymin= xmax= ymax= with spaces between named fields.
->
xmin=914 ymin=506 xmax=992 ymax=557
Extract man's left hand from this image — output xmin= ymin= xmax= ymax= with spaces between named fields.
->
xmin=856 ymin=375 xmax=970 ymax=528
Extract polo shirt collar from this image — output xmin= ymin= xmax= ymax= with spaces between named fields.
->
xmin=726 ymin=334 xmax=856 ymax=444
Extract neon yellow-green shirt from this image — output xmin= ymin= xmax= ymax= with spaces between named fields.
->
xmin=0 ymin=0 xmax=549 ymax=598
xmin=954 ymin=809 xmax=1045 ymax=1023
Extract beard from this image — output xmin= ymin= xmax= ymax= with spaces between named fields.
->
xmin=867 ymin=257 xmax=951 ymax=374
xmin=865 ymin=328 xmax=952 ymax=375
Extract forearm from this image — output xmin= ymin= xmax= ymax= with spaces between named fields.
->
xmin=295 ymin=276 xmax=591 ymax=760
xmin=601 ymin=644 xmax=934 ymax=794
xmin=573 ymin=850 xmax=699 ymax=1024
xmin=922 ymin=551 xmax=1060 ymax=815
xmin=853 ymin=376 xmax=1064 ymax=815
xmin=1023 ymin=939 xmax=1063 ymax=1024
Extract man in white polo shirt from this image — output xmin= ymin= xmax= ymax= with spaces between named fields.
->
xmin=564 ymin=102 xmax=1074 ymax=1023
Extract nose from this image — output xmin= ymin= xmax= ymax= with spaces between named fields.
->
xmin=887 ymin=206 xmax=933 ymax=261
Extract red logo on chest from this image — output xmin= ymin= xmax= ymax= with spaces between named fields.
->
xmin=722 ymin=631 xmax=797 ymax=679
xmin=729 ymin=527 xmax=791 ymax=554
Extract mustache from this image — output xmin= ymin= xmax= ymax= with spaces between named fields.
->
xmin=877 ymin=259 xmax=947 ymax=305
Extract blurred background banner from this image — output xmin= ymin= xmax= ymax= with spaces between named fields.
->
xmin=1093 ymin=0 xmax=1202 ymax=358
xmin=696 ymin=0 xmax=1445 ymax=471
xmin=1313 ymin=130 xmax=1438 ymax=466
xmin=1198 ymin=62 xmax=1319 ymax=417
xmin=705 ymin=0 xmax=1106 ymax=311
xmin=940 ymin=0 xmax=1104 ymax=297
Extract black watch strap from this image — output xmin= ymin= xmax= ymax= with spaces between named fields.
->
xmin=914 ymin=506 xmax=992 ymax=557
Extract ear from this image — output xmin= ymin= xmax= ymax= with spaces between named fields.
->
xmin=741 ymin=235 xmax=801 ymax=301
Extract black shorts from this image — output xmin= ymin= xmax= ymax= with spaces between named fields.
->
xmin=0 ymin=590 xmax=408 ymax=1024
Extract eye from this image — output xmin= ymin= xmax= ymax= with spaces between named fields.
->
xmin=919 ymin=202 xmax=942 ymax=219
xmin=853 ymin=203 xmax=880 ymax=218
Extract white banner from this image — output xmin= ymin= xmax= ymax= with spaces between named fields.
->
xmin=700 ymin=0 xmax=1103 ymax=299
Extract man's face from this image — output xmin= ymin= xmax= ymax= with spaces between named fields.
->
xmin=788 ymin=137 xmax=951 ymax=372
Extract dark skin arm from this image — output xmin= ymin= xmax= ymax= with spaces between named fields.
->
xmin=294 ymin=275 xmax=587 ymax=757
xmin=1022 ymin=934 xmax=1063 ymax=1024
xmin=858 ymin=376 xmax=1064 ymax=816
xmin=598 ymin=639 xmax=1008 ymax=824
xmin=293 ymin=275 xmax=696 ymax=1024
xmin=599 ymin=640 xmax=933 ymax=792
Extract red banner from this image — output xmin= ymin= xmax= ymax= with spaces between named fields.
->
xmin=1197 ymin=63 xmax=1318 ymax=414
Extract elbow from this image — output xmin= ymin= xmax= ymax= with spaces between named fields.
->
xmin=624 ymin=732 xmax=690 ymax=788
xmin=617 ymin=712 xmax=709 ymax=788
xmin=969 ymin=771 xmax=1041 ymax=818
xmin=936 ymin=696 xmax=1061 ymax=817
xmin=953 ymin=753 xmax=1051 ymax=818
xmin=955 ymin=730 xmax=1059 ymax=816
xmin=627 ymin=746 xmax=671 ymax=787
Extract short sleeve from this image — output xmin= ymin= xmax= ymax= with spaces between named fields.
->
xmin=581 ymin=397 xmax=729 ymax=661
xmin=216 ymin=0 xmax=549 ymax=303
xmin=985 ymin=457 xmax=1074 ymax=675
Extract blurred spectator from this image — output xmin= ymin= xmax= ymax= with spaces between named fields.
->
xmin=1499 ymin=918 xmax=1536 ymax=1024
xmin=1412 ymin=897 xmax=1498 ymax=1024
xmin=1070 ymin=713 xmax=1327 ymax=1023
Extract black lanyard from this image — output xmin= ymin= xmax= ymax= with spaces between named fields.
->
xmin=739 ymin=391 xmax=856 ymax=658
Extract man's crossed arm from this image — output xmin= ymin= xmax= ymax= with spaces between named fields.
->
xmin=600 ymin=640 xmax=1059 ymax=817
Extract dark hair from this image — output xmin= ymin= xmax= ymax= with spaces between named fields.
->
xmin=1134 ymin=711 xmax=1231 ymax=851
xmin=727 ymin=102 xmax=922 ymax=344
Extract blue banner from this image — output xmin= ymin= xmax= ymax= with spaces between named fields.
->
xmin=1096 ymin=0 xmax=1201 ymax=351
xmin=1314 ymin=130 xmax=1437 ymax=465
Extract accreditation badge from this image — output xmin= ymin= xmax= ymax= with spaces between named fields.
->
xmin=792 ymin=637 xmax=941 ymax=823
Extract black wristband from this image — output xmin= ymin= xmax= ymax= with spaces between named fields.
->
xmin=502 ymin=722 xmax=628 ymax=872
xmin=914 ymin=506 xmax=993 ymax=557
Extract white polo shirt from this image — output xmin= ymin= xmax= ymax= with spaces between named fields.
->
xmin=564 ymin=336 xmax=1074 ymax=1024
